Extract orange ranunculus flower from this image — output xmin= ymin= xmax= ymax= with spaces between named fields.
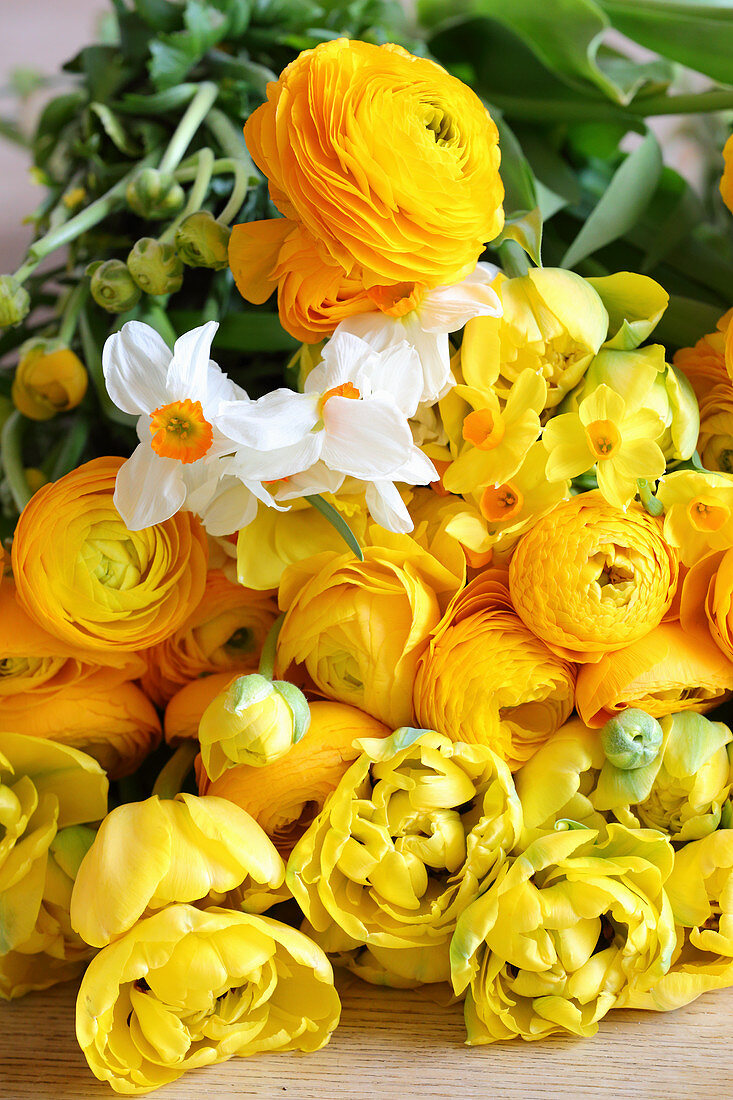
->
xmin=721 ymin=134 xmax=733 ymax=215
xmin=0 ymin=578 xmax=145 ymax=717
xmin=509 ymin=492 xmax=678 ymax=663
xmin=674 ymin=310 xmax=732 ymax=400
xmin=680 ymin=549 xmax=733 ymax=663
xmin=414 ymin=571 xmax=576 ymax=770
xmin=199 ymin=701 xmax=389 ymax=857
xmin=2 ymin=679 xmax=161 ymax=779
xmin=141 ymin=570 xmax=279 ymax=706
xmin=575 ymin=621 xmax=733 ymax=728
xmin=12 ymin=456 xmax=208 ymax=654
xmin=275 ymin=535 xmax=464 ymax=728
xmin=697 ymin=382 xmax=733 ymax=474
xmin=164 ymin=671 xmax=239 ymax=744
xmin=241 ymin=39 xmax=503 ymax=291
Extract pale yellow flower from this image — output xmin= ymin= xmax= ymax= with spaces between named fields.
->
xmin=657 ymin=469 xmax=733 ymax=567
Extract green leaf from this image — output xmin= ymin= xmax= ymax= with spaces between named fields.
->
xmin=134 ymin=0 xmax=184 ymax=31
xmin=169 ymin=309 xmax=299 ymax=352
xmin=305 ymin=494 xmax=364 ymax=561
xmin=149 ymin=0 xmax=228 ymax=89
xmin=561 ymin=130 xmax=663 ymax=269
xmin=64 ymin=46 xmax=131 ymax=103
xmin=89 ymin=103 xmax=143 ymax=157
xmin=492 ymin=115 xmax=542 ymax=264
xmin=653 ymin=295 xmax=726 ymax=351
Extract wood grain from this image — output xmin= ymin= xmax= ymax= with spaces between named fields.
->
xmin=2 ymin=976 xmax=733 ymax=1099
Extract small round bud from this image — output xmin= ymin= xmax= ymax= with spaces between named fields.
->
xmin=11 ymin=339 xmax=88 ymax=421
xmin=600 ymin=708 xmax=664 ymax=771
xmin=88 ymin=259 xmax=142 ymax=313
xmin=0 ymin=275 xmax=31 ymax=328
xmin=127 ymin=238 xmax=184 ymax=296
xmin=174 ymin=211 xmax=231 ymax=270
xmin=126 ymin=168 xmax=185 ymax=220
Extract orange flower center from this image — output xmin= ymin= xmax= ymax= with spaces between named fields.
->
xmin=585 ymin=419 xmax=620 ymax=459
xmin=430 ymin=458 xmax=453 ymax=497
xmin=149 ymin=399 xmax=214 ymax=464
xmin=318 ymin=382 xmax=361 ymax=414
xmin=688 ymin=498 xmax=729 ymax=532
xmin=480 ymin=482 xmax=524 ymax=522
xmin=463 ymin=408 xmax=505 ymax=451
xmin=367 ymin=282 xmax=427 ymax=318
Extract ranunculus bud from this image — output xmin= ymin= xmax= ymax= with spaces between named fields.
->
xmin=125 ymin=167 xmax=185 ymax=220
xmin=198 ymin=673 xmax=310 ymax=777
xmin=600 ymin=708 xmax=664 ymax=770
xmin=88 ymin=259 xmax=142 ymax=313
xmin=175 ymin=211 xmax=231 ymax=269
xmin=127 ymin=238 xmax=184 ymax=296
xmin=11 ymin=340 xmax=88 ymax=421
xmin=0 ymin=275 xmax=31 ymax=328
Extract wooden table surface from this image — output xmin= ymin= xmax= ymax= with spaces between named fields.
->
xmin=2 ymin=976 xmax=733 ymax=1099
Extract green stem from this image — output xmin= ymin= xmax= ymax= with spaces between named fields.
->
xmin=159 ymin=148 xmax=215 ymax=243
xmin=158 ymin=82 xmax=218 ymax=176
xmin=637 ymin=479 xmax=664 ymax=517
xmin=217 ymin=161 xmax=250 ymax=225
xmin=497 ymin=240 xmax=530 ymax=278
xmin=49 ymin=418 xmax=90 ymax=481
xmin=258 ymin=614 xmax=285 ymax=680
xmin=57 ymin=281 xmax=89 ymax=345
xmin=138 ymin=302 xmax=177 ymax=348
xmin=205 ymin=108 xmax=257 ymax=169
xmin=151 ymin=742 xmax=199 ymax=800
xmin=1 ymin=411 xmax=32 ymax=511
xmin=305 ymin=494 xmax=365 ymax=561
xmin=79 ymin=309 xmax=137 ymax=427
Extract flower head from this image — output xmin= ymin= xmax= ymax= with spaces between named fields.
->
xmin=658 ymin=470 xmax=733 ymax=566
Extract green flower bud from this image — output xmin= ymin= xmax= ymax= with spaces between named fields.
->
xmin=0 ymin=275 xmax=31 ymax=328
xmin=174 ymin=212 xmax=231 ymax=270
xmin=88 ymin=259 xmax=142 ymax=314
xmin=198 ymin=673 xmax=311 ymax=778
xmin=125 ymin=168 xmax=185 ymax=220
xmin=127 ymin=239 xmax=184 ymax=296
xmin=600 ymin=708 xmax=664 ymax=770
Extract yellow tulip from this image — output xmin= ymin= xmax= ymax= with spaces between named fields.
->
xmin=76 ymin=904 xmax=341 ymax=1094
xmin=450 ymin=825 xmax=675 ymax=1042
xmin=287 ymin=727 xmax=522 ymax=986
xmin=11 ymin=342 xmax=88 ymax=421
xmin=276 ymin=535 xmax=464 ymax=728
xmin=461 ymin=268 xmax=608 ymax=409
xmin=70 ymin=793 xmax=285 ymax=948
xmin=414 ymin=570 xmax=576 ymax=769
xmin=0 ymin=732 xmax=107 ymax=999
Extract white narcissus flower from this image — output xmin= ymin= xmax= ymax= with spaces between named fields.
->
xmin=102 ymin=320 xmax=245 ymax=529
xmin=333 ymin=262 xmax=502 ymax=405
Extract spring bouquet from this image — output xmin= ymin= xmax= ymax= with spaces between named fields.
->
xmin=2 ymin=0 xmax=733 ymax=1093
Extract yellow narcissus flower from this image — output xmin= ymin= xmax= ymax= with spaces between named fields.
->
xmin=509 ymin=492 xmax=678 ymax=663
xmin=198 ymin=674 xmax=310 ymax=776
xmin=199 ymin=701 xmax=389 ymax=858
xmin=623 ymin=830 xmax=733 ymax=1012
xmin=593 ymin=712 xmax=733 ymax=841
xmin=543 ymin=383 xmax=666 ymax=511
xmin=11 ymin=342 xmax=88 ymax=421
xmin=0 ymin=732 xmax=108 ymax=1000
xmin=70 ymin=793 xmax=284 ymax=948
xmin=461 ymin=269 xmax=608 ymax=409
xmin=140 ymin=570 xmax=279 ymax=706
xmin=721 ymin=133 xmax=733 ymax=215
xmin=76 ymin=904 xmax=341 ymax=1095
xmin=414 ymin=571 xmax=575 ymax=770
xmin=11 ymin=457 xmax=208 ymax=654
xmin=575 ymin=620 xmax=733 ymax=728
xmin=287 ymin=727 xmax=522 ymax=986
xmin=657 ymin=470 xmax=733 ymax=566
xmin=276 ymin=535 xmax=464 ymax=728
xmin=238 ymin=39 xmax=503 ymax=292
xmin=441 ymin=371 xmax=545 ymax=495
xmin=450 ymin=825 xmax=676 ymax=1043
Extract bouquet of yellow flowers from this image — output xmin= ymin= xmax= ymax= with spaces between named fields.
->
xmin=2 ymin=0 xmax=733 ymax=1093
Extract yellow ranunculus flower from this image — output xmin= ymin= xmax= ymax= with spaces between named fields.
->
xmin=414 ymin=571 xmax=575 ymax=769
xmin=450 ymin=825 xmax=676 ymax=1043
xmin=199 ymin=701 xmax=389 ymax=858
xmin=680 ymin=547 xmax=733 ymax=663
xmin=140 ymin=569 xmax=279 ymax=706
xmin=70 ymin=793 xmax=285 ymax=948
xmin=240 ymin=39 xmax=503 ymax=291
xmin=593 ymin=712 xmax=733 ymax=841
xmin=12 ymin=456 xmax=208 ymax=654
xmin=287 ymin=727 xmax=522 ymax=986
xmin=0 ymin=732 xmax=107 ymax=999
xmin=575 ymin=620 xmax=733 ymax=728
xmin=657 ymin=469 xmax=733 ymax=566
xmin=276 ymin=535 xmax=464 ymax=728
xmin=76 ymin=904 xmax=341 ymax=1095
xmin=198 ymin=673 xmax=310 ymax=776
xmin=721 ymin=133 xmax=733 ymax=215
xmin=508 ymin=492 xmax=678 ymax=663
xmin=11 ymin=342 xmax=88 ymax=421
xmin=697 ymin=380 xmax=733 ymax=473
xmin=461 ymin=269 xmax=608 ymax=409
xmin=623 ymin=830 xmax=733 ymax=1011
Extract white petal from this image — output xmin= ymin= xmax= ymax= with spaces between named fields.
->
xmin=217 ymin=389 xmax=320 ymax=449
xmin=332 ymin=313 xmax=399 ymax=356
xmin=400 ymin=319 xmax=453 ymax=404
xmin=113 ymin=444 xmax=185 ymax=530
xmin=418 ymin=263 xmax=502 ymax=333
xmin=393 ymin=446 xmax=438 ymax=485
xmin=199 ymin=479 xmax=260 ymax=536
xmin=275 ymin=462 xmax=345 ymax=500
xmin=306 ymin=331 xmax=378 ymax=393
xmin=166 ymin=321 xmax=219 ymax=402
xmin=365 ymin=481 xmax=414 ymax=533
xmin=224 ymin=435 xmax=323 ymax=481
xmin=321 ymin=396 xmax=413 ymax=479
xmin=102 ymin=321 xmax=171 ymax=415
